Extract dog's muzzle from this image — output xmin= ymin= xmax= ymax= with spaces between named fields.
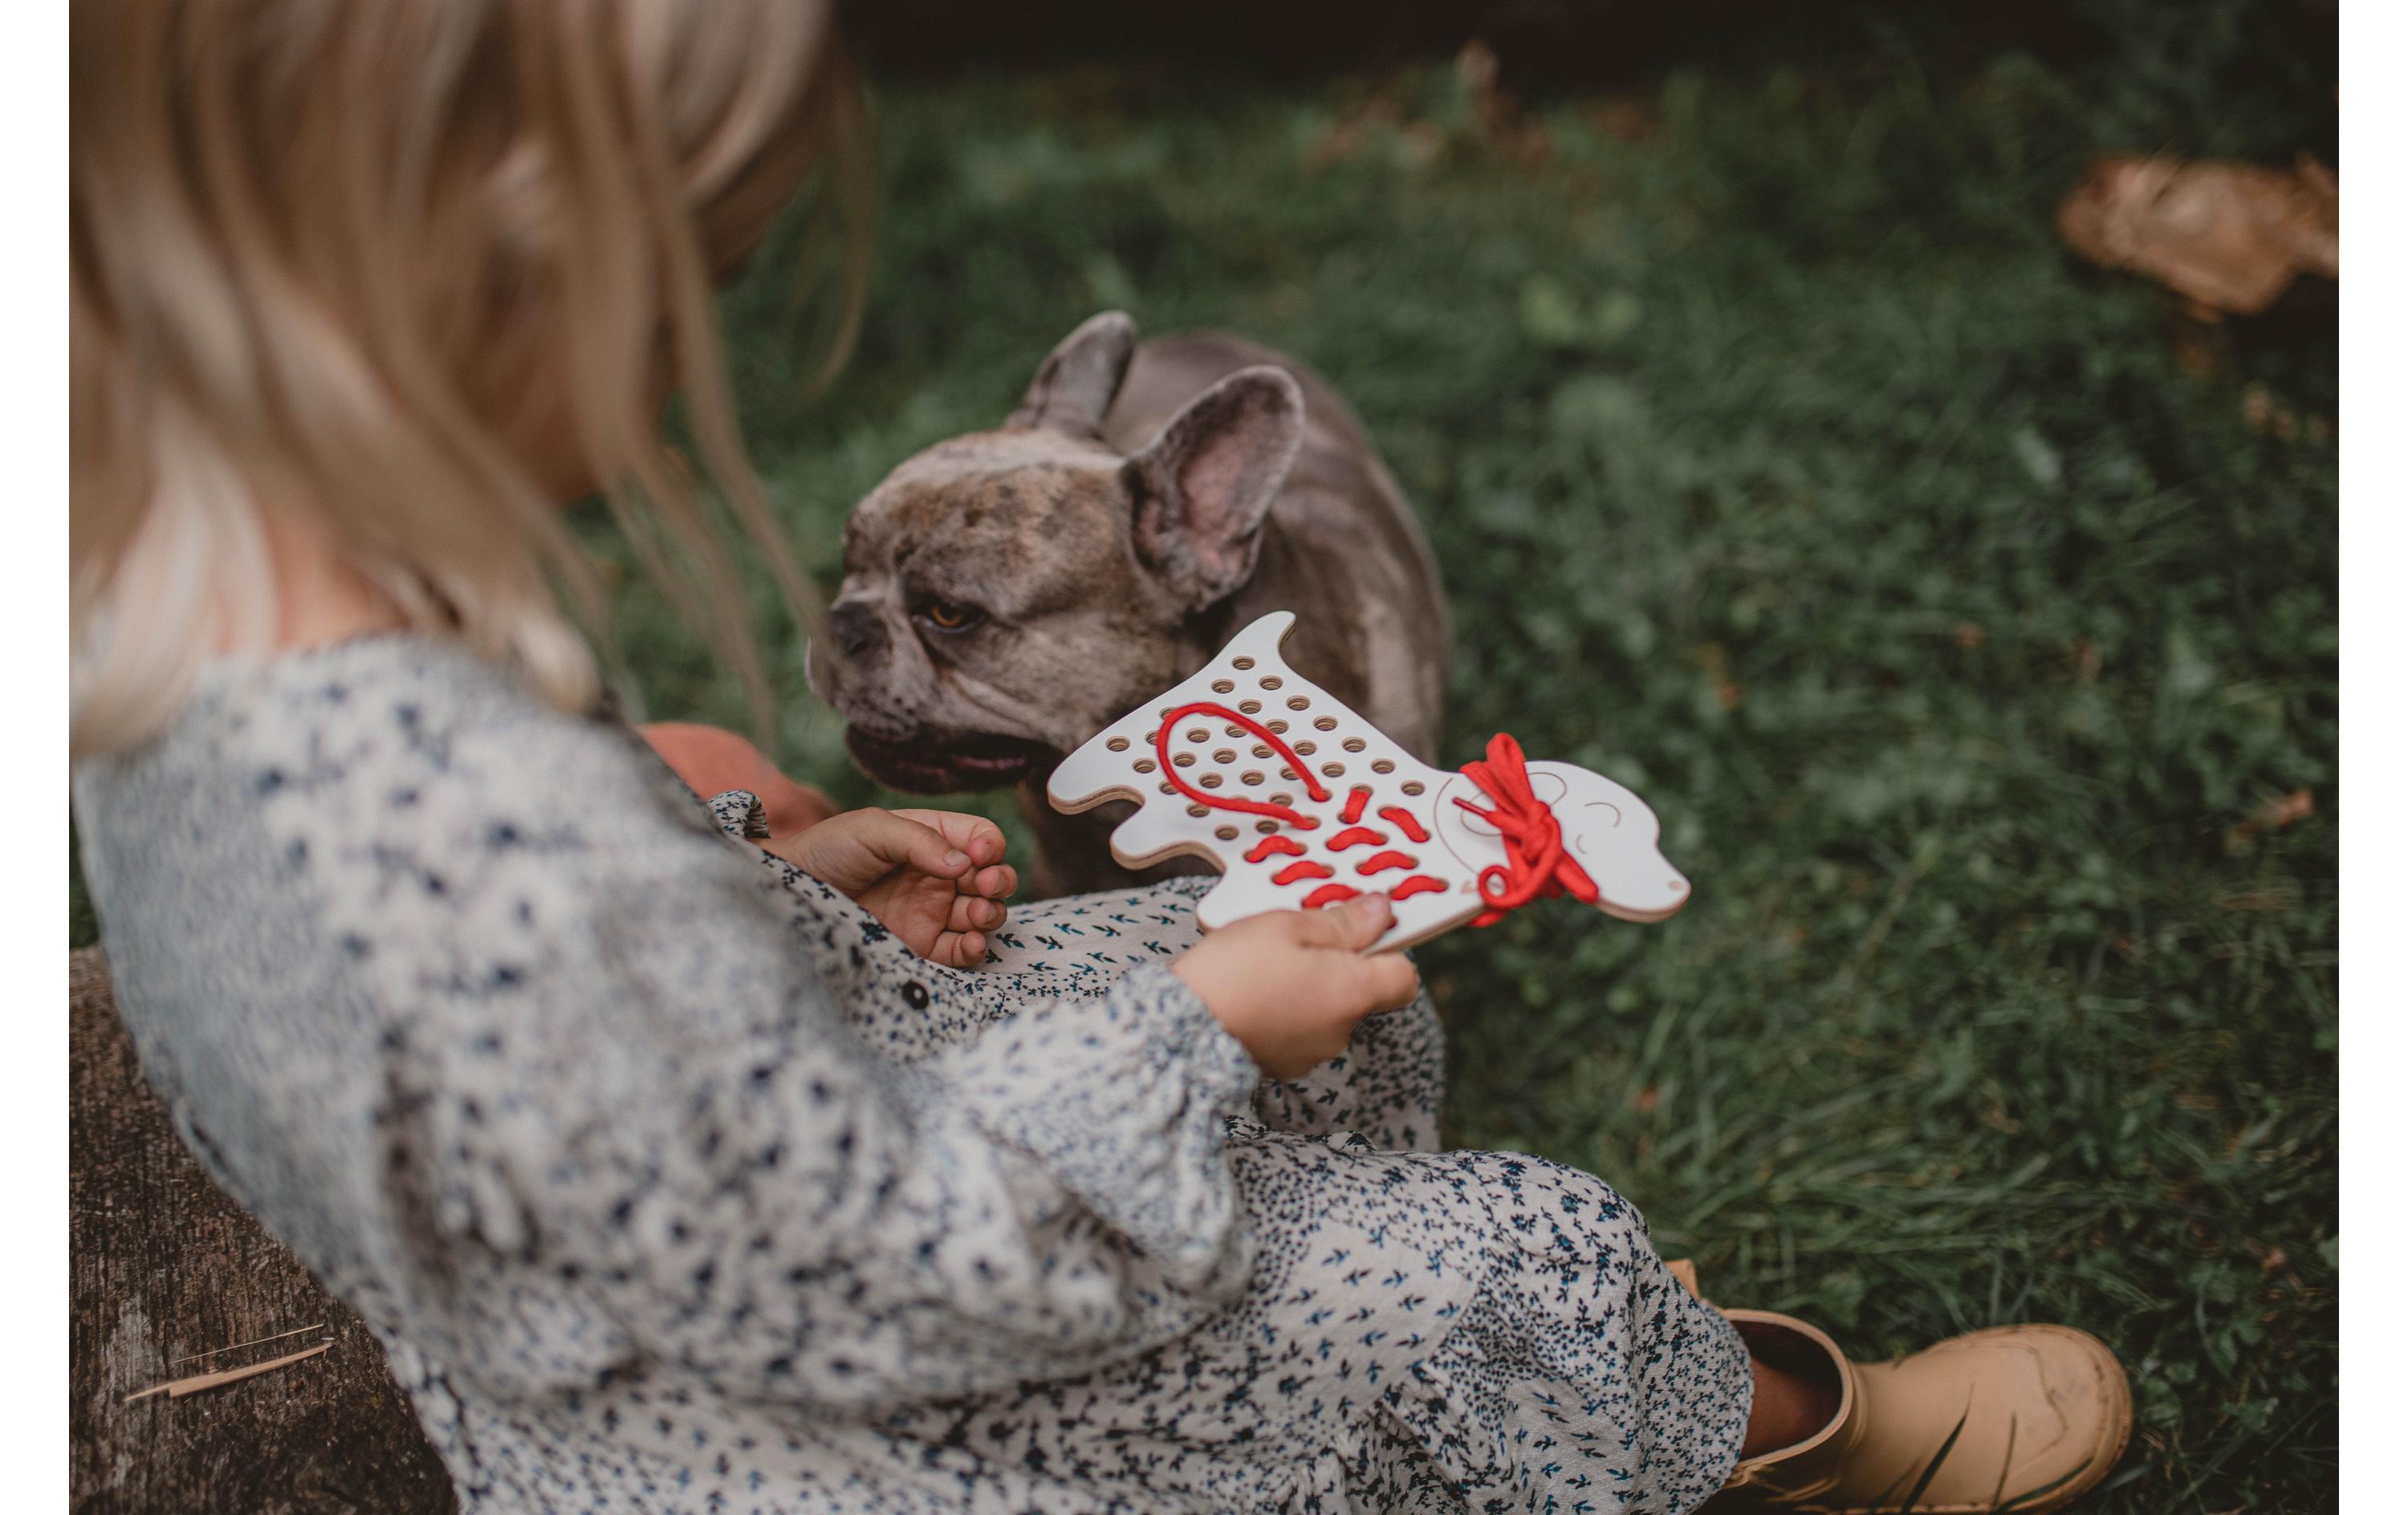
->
xmin=843 ymin=726 xmax=1057 ymax=794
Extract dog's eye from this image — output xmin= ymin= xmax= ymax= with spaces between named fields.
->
xmin=917 ymin=599 xmax=984 ymax=633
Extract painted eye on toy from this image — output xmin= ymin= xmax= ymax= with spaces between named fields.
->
xmin=1568 ymin=801 xmax=1624 ymax=855
xmin=917 ymin=598 xmax=985 ymax=633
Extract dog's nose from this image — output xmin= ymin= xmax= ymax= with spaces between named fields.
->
xmin=826 ymin=601 xmax=887 ymax=660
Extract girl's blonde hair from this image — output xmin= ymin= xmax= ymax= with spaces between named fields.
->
xmin=71 ymin=0 xmax=867 ymax=758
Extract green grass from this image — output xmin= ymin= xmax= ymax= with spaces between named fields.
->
xmin=71 ymin=6 xmax=2337 ymax=1509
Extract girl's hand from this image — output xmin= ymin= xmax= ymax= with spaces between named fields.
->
xmin=1171 ymin=894 xmax=1421 ymax=1079
xmin=769 ymin=808 xmax=1017 ymax=969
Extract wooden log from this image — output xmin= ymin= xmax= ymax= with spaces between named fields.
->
xmin=70 ymin=948 xmax=457 ymax=1514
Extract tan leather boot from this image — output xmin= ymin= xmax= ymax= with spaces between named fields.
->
xmin=1669 ymin=1262 xmax=2133 ymax=1513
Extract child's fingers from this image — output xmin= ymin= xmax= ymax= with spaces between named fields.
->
xmin=892 ymin=809 xmax=1008 ymax=866
xmin=845 ymin=810 xmax=973 ymax=879
xmin=946 ymin=894 xmax=1005 ymax=934
xmin=1353 ymin=952 xmax=1422 ymax=1013
xmin=1291 ymin=892 xmax=1396 ymax=952
xmin=971 ymin=863 xmax=1016 ymax=900
xmin=934 ymin=928 xmax=986 ymax=969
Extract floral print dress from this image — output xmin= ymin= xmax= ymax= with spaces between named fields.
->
xmin=73 ymin=636 xmax=1751 ymax=1514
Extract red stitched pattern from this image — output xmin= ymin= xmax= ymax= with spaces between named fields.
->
xmin=1454 ymin=733 xmax=1599 ymax=926
xmin=1153 ymin=702 xmax=1329 ymax=828
xmin=1137 ymin=703 xmax=1592 ymax=932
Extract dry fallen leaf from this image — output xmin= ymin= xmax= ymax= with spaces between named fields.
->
xmin=1454 ymin=39 xmax=1551 ymax=165
xmin=2222 ymin=787 xmax=2315 ymax=855
xmin=1592 ymin=92 xmax=1662 ymax=144
xmin=2057 ymin=154 xmax=2337 ymax=315
xmin=2253 ymin=788 xmax=2315 ymax=830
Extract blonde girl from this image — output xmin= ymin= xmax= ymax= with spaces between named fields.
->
xmin=70 ymin=3 xmax=2128 ymax=1511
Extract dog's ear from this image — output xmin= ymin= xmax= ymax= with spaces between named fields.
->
xmin=1129 ymin=365 xmax=1304 ymax=607
xmin=1008 ymin=311 xmax=1137 ymax=437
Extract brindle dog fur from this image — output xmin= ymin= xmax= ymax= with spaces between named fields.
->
xmin=810 ymin=311 xmax=1448 ymax=896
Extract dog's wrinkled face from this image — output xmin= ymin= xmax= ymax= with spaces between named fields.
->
xmin=812 ymin=430 xmax=1184 ymax=790
xmin=811 ymin=311 xmax=1305 ymax=794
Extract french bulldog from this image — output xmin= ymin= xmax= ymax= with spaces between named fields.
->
xmin=809 ymin=311 xmax=1449 ymax=896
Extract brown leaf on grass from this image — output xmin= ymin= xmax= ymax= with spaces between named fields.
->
xmin=2225 ymin=788 xmax=2315 ymax=853
xmin=1454 ymin=40 xmax=1552 ymax=165
xmin=1592 ymin=92 xmax=1662 ymax=144
xmin=2253 ymin=789 xmax=2315 ymax=830
xmin=2068 ymin=639 xmax=2103 ymax=684
xmin=2056 ymin=155 xmax=2338 ymax=315
xmin=2242 ymin=383 xmax=2303 ymax=441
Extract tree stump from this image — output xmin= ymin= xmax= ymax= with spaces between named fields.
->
xmin=70 ymin=948 xmax=457 ymax=1514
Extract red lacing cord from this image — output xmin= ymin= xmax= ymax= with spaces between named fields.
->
xmin=1454 ymin=733 xmax=1598 ymax=926
xmin=1154 ymin=705 xmax=1592 ymax=924
xmin=1153 ymin=703 xmax=1330 ymax=829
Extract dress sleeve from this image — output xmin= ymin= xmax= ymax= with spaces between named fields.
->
xmin=379 ymin=749 xmax=1263 ymax=1412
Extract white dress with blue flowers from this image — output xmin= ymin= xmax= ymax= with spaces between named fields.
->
xmin=72 ymin=636 xmax=1751 ymax=1514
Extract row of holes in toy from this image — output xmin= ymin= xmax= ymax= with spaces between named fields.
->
xmin=1107 ymin=728 xmax=1428 ymax=834
xmin=1125 ymin=683 xmax=1459 ymax=908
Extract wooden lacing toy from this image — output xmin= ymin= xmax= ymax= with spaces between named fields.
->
xmin=1047 ymin=611 xmax=1692 ymax=952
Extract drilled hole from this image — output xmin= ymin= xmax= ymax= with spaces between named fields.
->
xmin=1257 ymin=819 xmax=1279 ymax=833
xmin=1372 ymin=759 xmax=1395 ymax=774
xmin=1267 ymin=719 xmax=1289 ymax=733
xmin=1251 ymin=744 xmax=1273 ymax=758
xmin=1343 ymin=737 xmax=1366 ymax=753
xmin=1241 ymin=770 xmax=1265 ymax=786
xmin=1280 ymin=766 xmax=1298 ymax=780
xmin=1294 ymin=741 xmax=1318 ymax=755
xmin=1287 ymin=695 xmax=1309 ymax=710
xmin=1211 ymin=679 xmax=1235 ymax=693
xmin=1271 ymin=793 xmax=1295 ymax=807
xmin=1260 ymin=675 xmax=1283 ymax=689
xmin=1215 ymin=825 xmax=1239 ymax=840
xmin=1186 ymin=804 xmax=1209 ymax=818
xmin=1186 ymin=727 xmax=1209 ymax=743
xmin=1314 ymin=716 xmax=1338 ymax=731
xmin=1402 ymin=780 xmax=1426 ymax=795
xmin=1107 ymin=736 xmax=1129 ymax=751
xmin=1213 ymin=749 xmax=1236 ymax=764
xmin=1234 ymin=656 xmax=1256 ymax=670
xmin=1134 ymin=758 xmax=1157 ymax=773
xmin=1322 ymin=762 xmax=1346 ymax=778
xmin=1200 ymin=774 xmax=1222 ymax=789
xmin=1159 ymin=782 xmax=1178 ymax=795
xmin=1226 ymin=725 xmax=1247 ymax=737
xmin=1239 ymin=699 xmax=1263 ymax=714
xmin=1173 ymin=753 xmax=1196 ymax=767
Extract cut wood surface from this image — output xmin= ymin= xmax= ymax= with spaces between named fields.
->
xmin=70 ymin=948 xmax=456 ymax=1514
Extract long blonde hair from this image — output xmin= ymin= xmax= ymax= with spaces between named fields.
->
xmin=71 ymin=0 xmax=868 ymax=758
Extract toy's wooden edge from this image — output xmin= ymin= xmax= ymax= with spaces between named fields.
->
xmin=1107 ymin=835 xmax=1230 ymax=875
xmin=1050 ymin=781 xmax=1145 ymax=818
xmin=1597 ymin=896 xmax=1690 ymax=924
xmin=1375 ymin=911 xmax=1471 ymax=954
